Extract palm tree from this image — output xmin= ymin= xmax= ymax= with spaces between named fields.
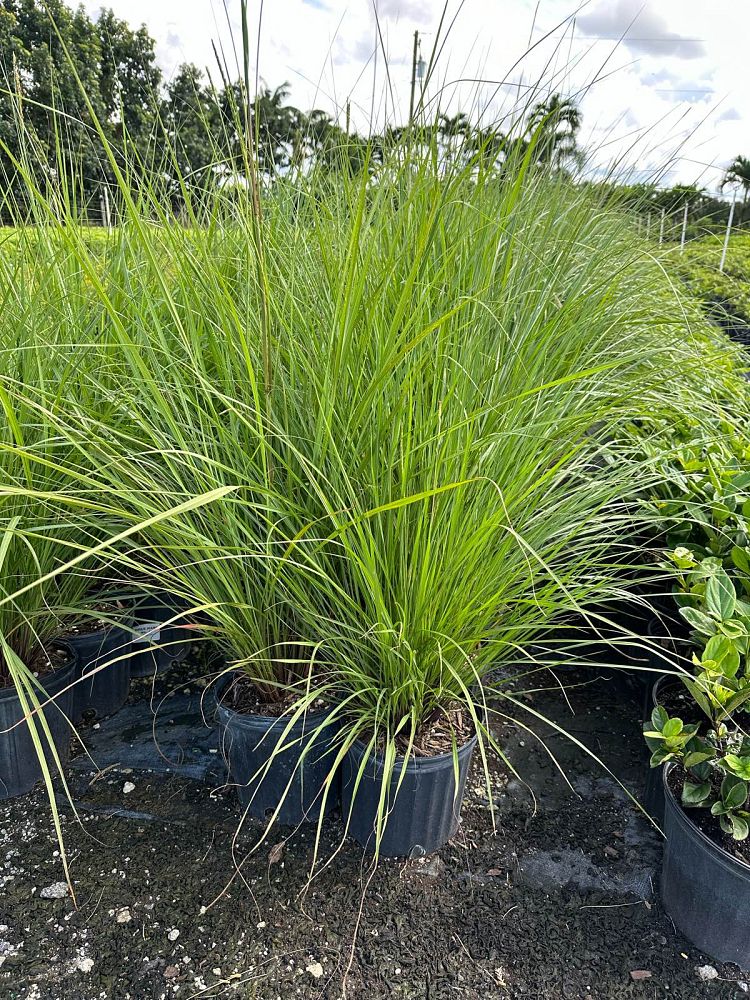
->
xmin=438 ymin=111 xmax=470 ymax=139
xmin=438 ymin=112 xmax=470 ymax=166
xmin=525 ymin=93 xmax=583 ymax=170
xmin=721 ymin=156 xmax=750 ymax=222
xmin=527 ymin=93 xmax=581 ymax=133
xmin=468 ymin=126 xmax=507 ymax=173
xmin=253 ymin=82 xmax=300 ymax=174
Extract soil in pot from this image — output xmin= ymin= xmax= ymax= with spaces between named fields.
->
xmin=341 ymin=707 xmax=477 ymax=858
xmin=661 ymin=762 xmax=750 ymax=966
xmin=129 ymin=592 xmax=192 ymax=678
xmin=60 ymin=616 xmax=132 ymax=721
xmin=216 ymin=672 xmax=340 ymax=825
xmin=0 ymin=649 xmax=76 ymax=799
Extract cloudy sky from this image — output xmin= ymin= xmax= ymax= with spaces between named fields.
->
xmin=83 ymin=0 xmax=748 ymax=194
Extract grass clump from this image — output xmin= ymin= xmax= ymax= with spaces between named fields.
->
xmin=5 ymin=142 xmax=745 ymax=748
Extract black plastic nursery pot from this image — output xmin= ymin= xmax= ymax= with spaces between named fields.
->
xmin=341 ymin=733 xmax=478 ymax=858
xmin=216 ymin=674 xmax=341 ymax=825
xmin=645 ymin=607 xmax=690 ymax=667
xmin=129 ymin=592 xmax=192 ymax=679
xmin=661 ymin=763 xmax=750 ymax=967
xmin=63 ymin=625 xmax=132 ymax=721
xmin=0 ymin=661 xmax=76 ymax=799
xmin=640 ymin=612 xmax=691 ymax=716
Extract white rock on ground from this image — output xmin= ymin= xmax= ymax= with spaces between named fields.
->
xmin=306 ymin=962 xmax=324 ymax=979
xmin=696 ymin=965 xmax=719 ymax=982
xmin=122 ymin=781 xmax=136 ymax=794
xmin=75 ymin=957 xmax=94 ymax=974
xmin=115 ymin=908 xmax=132 ymax=924
xmin=0 ymin=940 xmax=20 ymax=968
xmin=40 ymin=882 xmax=68 ymax=899
xmin=167 ymin=929 xmax=180 ymax=942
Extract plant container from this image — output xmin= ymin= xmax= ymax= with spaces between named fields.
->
xmin=662 ymin=762 xmax=750 ymax=967
xmin=129 ymin=592 xmax=192 ymax=678
xmin=0 ymin=660 xmax=76 ymax=799
xmin=216 ymin=673 xmax=340 ymax=824
xmin=341 ymin=733 xmax=477 ymax=857
xmin=63 ymin=625 xmax=132 ymax=720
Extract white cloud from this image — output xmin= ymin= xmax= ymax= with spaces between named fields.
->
xmin=376 ymin=0 xmax=433 ymax=20
xmin=577 ymin=0 xmax=705 ymax=59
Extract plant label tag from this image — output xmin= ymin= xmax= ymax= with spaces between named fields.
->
xmin=133 ymin=622 xmax=161 ymax=645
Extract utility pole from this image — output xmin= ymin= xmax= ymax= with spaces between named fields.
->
xmin=408 ymin=30 xmax=419 ymax=124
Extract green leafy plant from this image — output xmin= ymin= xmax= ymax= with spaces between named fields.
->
xmin=661 ymin=556 xmax=750 ymax=722
xmin=644 ymin=704 xmax=750 ymax=841
xmin=644 ymin=704 xmax=703 ymax=765
xmin=11 ymin=135 xmax=748 ymax=862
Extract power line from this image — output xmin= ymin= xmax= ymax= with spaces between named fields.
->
xmin=579 ymin=36 xmax=706 ymax=42
xmin=536 ymin=33 xmax=707 ymax=42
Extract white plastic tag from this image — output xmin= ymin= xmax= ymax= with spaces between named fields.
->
xmin=133 ymin=621 xmax=161 ymax=644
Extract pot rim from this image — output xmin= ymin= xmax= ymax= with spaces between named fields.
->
xmin=215 ymin=670 xmax=336 ymax=730
xmin=57 ymin=615 xmax=135 ymax=644
xmin=347 ymin=729 xmax=478 ymax=772
xmin=0 ymin=658 xmax=77 ymax=706
xmin=663 ymin=761 xmax=750 ymax=880
xmin=651 ymin=672 xmax=696 ymax=704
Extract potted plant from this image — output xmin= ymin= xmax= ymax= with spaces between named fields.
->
xmin=340 ymin=707 xmax=478 ymax=858
xmin=0 ymin=514 xmax=84 ymax=799
xmin=83 ymin=464 xmax=344 ymax=826
xmin=647 ymin=706 xmax=750 ymax=966
xmin=214 ymin=636 xmax=341 ymax=825
xmin=643 ymin=548 xmax=750 ymax=798
xmin=644 ymin=554 xmax=750 ymax=963
xmin=20 ymin=104 xmax=750 ymax=864
xmin=179 ymin=579 xmax=341 ymax=826
xmin=61 ymin=601 xmax=133 ymax=721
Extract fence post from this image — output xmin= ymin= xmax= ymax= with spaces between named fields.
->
xmin=720 ymin=191 xmax=737 ymax=273
xmin=680 ymin=202 xmax=689 ymax=253
xmin=100 ymin=186 xmax=112 ymax=229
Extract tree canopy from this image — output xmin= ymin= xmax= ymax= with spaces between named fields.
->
xmin=0 ymin=1 xmax=585 ymax=222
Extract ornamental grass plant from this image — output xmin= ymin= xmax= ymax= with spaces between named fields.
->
xmin=1 ymin=13 xmax=750 ymax=857
xmin=6 ymin=136 xmax=749 ymax=842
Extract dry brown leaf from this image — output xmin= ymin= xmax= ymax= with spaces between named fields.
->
xmin=268 ymin=841 xmax=285 ymax=865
